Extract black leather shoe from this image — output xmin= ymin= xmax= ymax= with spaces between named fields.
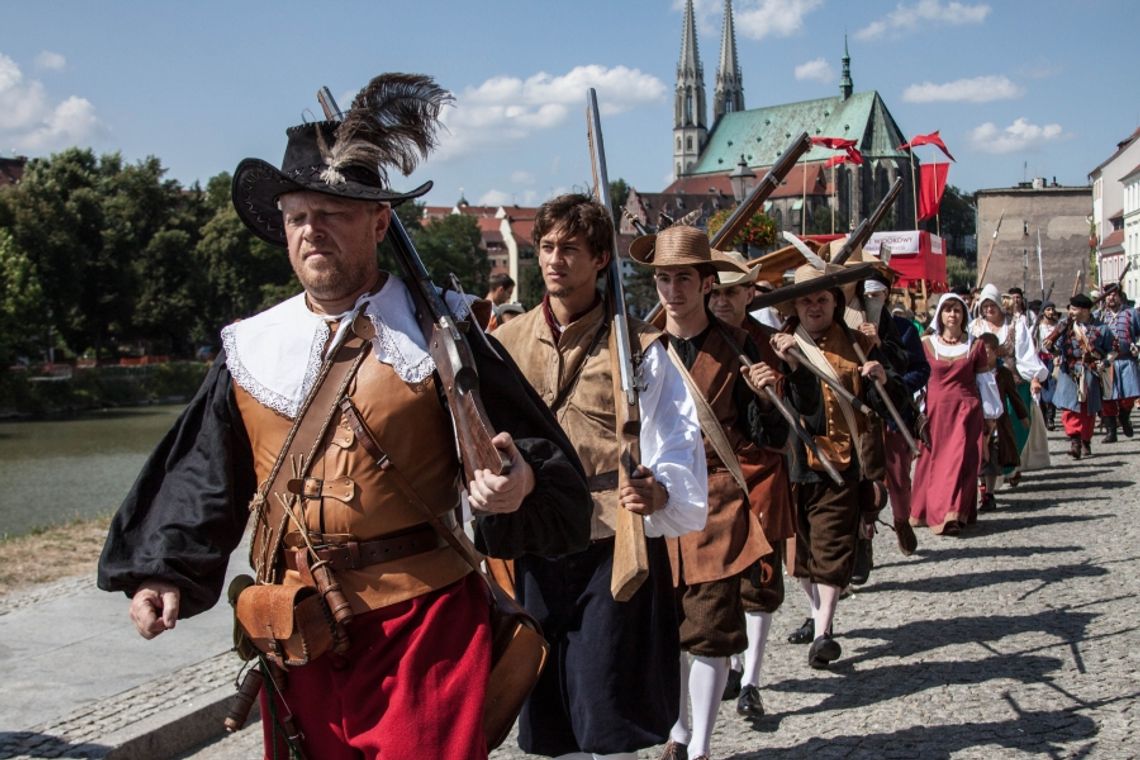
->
xmin=787 ymin=617 xmax=814 ymax=644
xmin=722 ymin=667 xmax=743 ymax=701
xmin=895 ymin=518 xmax=917 ymax=556
xmin=1082 ymin=439 xmax=1092 ymax=456
xmin=1068 ymin=436 xmax=1081 ymax=459
xmin=1102 ymin=421 xmax=1118 ymax=443
xmin=736 ymin=684 xmax=764 ymax=717
xmin=850 ymin=537 xmax=873 ymax=585
xmin=808 ymin=634 xmax=842 ymax=669
xmin=1121 ymin=412 xmax=1134 ymax=437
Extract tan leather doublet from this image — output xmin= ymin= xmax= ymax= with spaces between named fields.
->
xmin=494 ymin=300 xmax=660 ymax=540
xmin=666 ymin=324 xmax=772 ymax=586
xmin=235 ymin=344 xmax=469 ymax=615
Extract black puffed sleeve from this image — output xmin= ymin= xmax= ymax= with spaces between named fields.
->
xmin=97 ymin=352 xmax=255 ymax=618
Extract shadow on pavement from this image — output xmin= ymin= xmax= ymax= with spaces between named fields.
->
xmin=1004 ymin=478 xmax=1135 ymax=496
xmin=856 ymin=561 xmax=1108 ymax=595
xmin=726 ymin=702 xmax=1098 ymax=759
xmin=840 ymin=608 xmax=1097 ymax=664
xmin=0 ymin=731 xmax=110 ymax=759
xmin=875 ymin=544 xmax=1082 ymax=570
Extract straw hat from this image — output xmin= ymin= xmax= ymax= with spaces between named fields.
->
xmin=714 ymin=250 xmax=760 ymax=289
xmin=628 ymin=225 xmax=747 ymax=273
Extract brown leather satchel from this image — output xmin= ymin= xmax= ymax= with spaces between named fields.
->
xmin=233 ymin=581 xmax=335 ymax=669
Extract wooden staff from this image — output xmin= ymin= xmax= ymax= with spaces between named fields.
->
xmin=784 ymin=345 xmax=876 ymax=417
xmin=976 ymin=209 xmax=1004 ymax=287
xmin=850 ymin=342 xmax=919 ymax=454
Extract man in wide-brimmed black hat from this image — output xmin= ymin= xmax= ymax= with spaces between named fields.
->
xmin=98 ymin=73 xmax=591 ymax=760
xmin=1097 ymin=283 xmax=1140 ymax=442
xmin=1046 ymin=293 xmax=1114 ymax=458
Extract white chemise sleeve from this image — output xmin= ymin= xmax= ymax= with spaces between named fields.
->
xmin=976 ymin=369 xmax=1003 ymax=420
xmin=1014 ymin=317 xmax=1048 ymax=382
xmin=635 ymin=341 xmax=708 ymax=538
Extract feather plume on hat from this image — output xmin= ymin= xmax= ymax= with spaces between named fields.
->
xmin=318 ymin=73 xmax=453 ymax=187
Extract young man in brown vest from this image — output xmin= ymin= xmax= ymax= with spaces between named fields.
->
xmin=494 ymin=194 xmax=708 ymax=760
xmin=707 ymin=252 xmax=798 ymax=719
xmin=769 ymin=264 xmax=905 ymax=670
xmin=97 ymin=75 xmax=591 ymax=760
xmin=629 ymin=227 xmax=796 ymax=760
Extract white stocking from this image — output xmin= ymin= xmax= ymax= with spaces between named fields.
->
xmin=592 ymin=754 xmax=638 ymax=760
xmin=742 ymin=610 xmax=772 ymax=688
xmin=669 ymin=651 xmax=692 ymax=745
xmin=688 ymin=655 xmax=729 ymax=759
xmin=799 ymin=575 xmax=820 ymax=615
xmin=814 ymin=582 xmax=840 ymax=640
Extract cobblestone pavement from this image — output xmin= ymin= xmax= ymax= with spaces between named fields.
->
xmin=182 ymin=432 xmax=1140 ymax=759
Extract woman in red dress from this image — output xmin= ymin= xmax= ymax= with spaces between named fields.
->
xmin=911 ymin=294 xmax=993 ymax=535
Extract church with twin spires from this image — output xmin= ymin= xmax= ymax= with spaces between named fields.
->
xmin=648 ymin=0 xmax=915 ymax=235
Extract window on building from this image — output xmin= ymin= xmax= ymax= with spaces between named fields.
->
xmin=686 ymin=136 xmax=693 ymax=150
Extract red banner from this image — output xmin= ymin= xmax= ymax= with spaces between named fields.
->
xmin=918 ymin=163 xmax=950 ymax=221
xmin=900 ymin=130 xmax=956 ymax=162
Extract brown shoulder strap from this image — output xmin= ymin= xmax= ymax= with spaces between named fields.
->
xmin=248 ymin=316 xmax=373 ymax=582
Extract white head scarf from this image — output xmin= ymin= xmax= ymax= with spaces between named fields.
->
xmin=933 ymin=292 xmax=972 ymax=344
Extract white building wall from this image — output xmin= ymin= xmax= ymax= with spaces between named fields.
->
xmin=1124 ymin=172 xmax=1140 ymax=300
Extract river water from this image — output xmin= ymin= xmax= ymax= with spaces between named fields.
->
xmin=0 ymin=404 xmax=185 ymax=538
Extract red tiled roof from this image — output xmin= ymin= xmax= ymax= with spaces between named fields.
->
xmin=665 ymin=162 xmax=832 ymax=199
xmin=1100 ymin=229 xmax=1125 ymax=249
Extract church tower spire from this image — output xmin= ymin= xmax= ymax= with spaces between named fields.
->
xmin=839 ymin=34 xmax=853 ymax=100
xmin=713 ymin=0 xmax=745 ymax=121
xmin=673 ymin=0 xmax=707 ymax=178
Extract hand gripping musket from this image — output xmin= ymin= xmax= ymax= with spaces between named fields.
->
xmin=318 ymin=87 xmax=509 ymax=482
xmin=586 ymin=88 xmax=649 ymax=601
xmin=712 ymin=322 xmax=845 ymax=486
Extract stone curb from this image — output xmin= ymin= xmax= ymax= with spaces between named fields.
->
xmin=0 ymin=651 xmax=254 ymax=760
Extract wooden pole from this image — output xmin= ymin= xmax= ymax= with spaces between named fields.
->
xmin=976 ymin=208 xmax=1005 ymax=287
xmin=910 ymin=147 xmax=919 ymax=229
xmin=831 ymin=163 xmax=837 ymax=235
xmin=802 ymin=162 xmax=808 ymax=235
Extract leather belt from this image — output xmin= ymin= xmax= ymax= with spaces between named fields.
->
xmin=587 ymin=470 xmax=619 ymax=492
xmin=283 ymin=524 xmax=447 ymax=572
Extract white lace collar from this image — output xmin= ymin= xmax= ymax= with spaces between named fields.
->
xmin=221 ymin=276 xmax=471 ymax=418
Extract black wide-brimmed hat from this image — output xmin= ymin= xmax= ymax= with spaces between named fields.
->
xmin=232 ymin=73 xmax=450 ymax=246
xmin=1070 ymin=294 xmax=1093 ymax=309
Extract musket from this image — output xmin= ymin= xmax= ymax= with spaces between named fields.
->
xmin=1071 ymin=267 xmax=1083 ymax=299
xmin=587 ymin=87 xmax=648 ymax=602
xmin=849 ymin=340 xmax=918 ymax=454
xmin=712 ymin=323 xmax=844 ymax=486
xmin=710 ymin=132 xmax=813 ymax=250
xmin=317 ymin=87 xmax=509 ymax=481
xmin=642 ymin=132 xmax=813 ymax=324
xmin=830 ymin=177 xmax=904 ymax=265
xmin=976 ymin=208 xmax=1004 ymax=287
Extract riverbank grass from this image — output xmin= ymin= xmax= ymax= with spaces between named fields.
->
xmin=0 ymin=515 xmax=111 ymax=597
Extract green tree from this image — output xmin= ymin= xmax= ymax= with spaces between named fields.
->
xmin=945 ymin=255 xmax=976 ymax=290
xmin=924 ymin=185 xmax=975 ymax=262
xmin=0 ymin=229 xmax=46 ymax=365
xmin=131 ymin=229 xmax=200 ymax=354
xmin=413 ymin=213 xmax=489 ymax=295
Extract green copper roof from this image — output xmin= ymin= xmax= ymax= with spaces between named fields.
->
xmin=689 ymin=90 xmax=908 ymax=174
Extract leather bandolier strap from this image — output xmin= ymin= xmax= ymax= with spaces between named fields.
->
xmin=249 ymin=315 xmax=374 ymax=583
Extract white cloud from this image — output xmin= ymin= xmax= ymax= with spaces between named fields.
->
xmin=478 ymin=189 xmax=512 ymax=206
xmin=856 ymin=0 xmax=990 ymax=40
xmin=0 ymin=53 xmax=101 ymax=150
xmin=737 ymin=0 xmax=823 ymax=40
xmin=510 ymin=170 xmax=535 ymax=185
xmin=34 ymin=51 xmax=66 ymax=71
xmin=902 ymin=75 xmax=1023 ymax=103
xmin=969 ymin=118 xmax=1065 ymax=154
xmin=435 ymin=65 xmax=666 ymax=163
xmin=794 ymin=58 xmax=835 ymax=83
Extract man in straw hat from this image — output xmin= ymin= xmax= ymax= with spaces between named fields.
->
xmin=767 ymin=259 xmax=907 ymax=669
xmin=97 ymin=74 xmax=592 ymax=760
xmin=628 ymin=227 xmax=796 ymax=759
xmin=707 ymin=250 xmax=799 ymax=720
xmin=494 ymin=194 xmax=708 ymax=760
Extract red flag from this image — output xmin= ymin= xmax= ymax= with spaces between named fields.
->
xmin=824 ymin=148 xmax=864 ymax=168
xmin=811 ymin=136 xmax=857 ymax=150
xmin=917 ymin=162 xmax=950 ymax=221
xmin=899 ymin=130 xmax=956 ymax=162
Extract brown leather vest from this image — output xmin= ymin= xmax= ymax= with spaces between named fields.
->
xmin=494 ymin=300 xmax=660 ymax=540
xmin=810 ymin=322 xmax=885 ymax=480
xmin=665 ymin=324 xmax=772 ymax=586
xmin=235 ymin=345 xmax=470 ymax=615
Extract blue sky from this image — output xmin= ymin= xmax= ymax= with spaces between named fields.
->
xmin=2 ymin=0 xmax=1137 ymax=208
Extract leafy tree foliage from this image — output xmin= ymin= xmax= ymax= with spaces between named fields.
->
xmin=0 ymin=229 xmax=46 ymax=364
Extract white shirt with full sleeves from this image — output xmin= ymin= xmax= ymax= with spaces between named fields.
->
xmin=634 ymin=341 xmax=708 ymax=538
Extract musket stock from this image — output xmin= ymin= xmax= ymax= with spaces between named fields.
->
xmin=587 ymin=88 xmax=648 ymax=601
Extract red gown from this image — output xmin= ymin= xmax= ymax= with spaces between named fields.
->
xmin=911 ymin=339 xmax=987 ymax=533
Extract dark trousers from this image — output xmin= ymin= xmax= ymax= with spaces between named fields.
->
xmin=515 ymin=537 xmax=679 ymax=756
